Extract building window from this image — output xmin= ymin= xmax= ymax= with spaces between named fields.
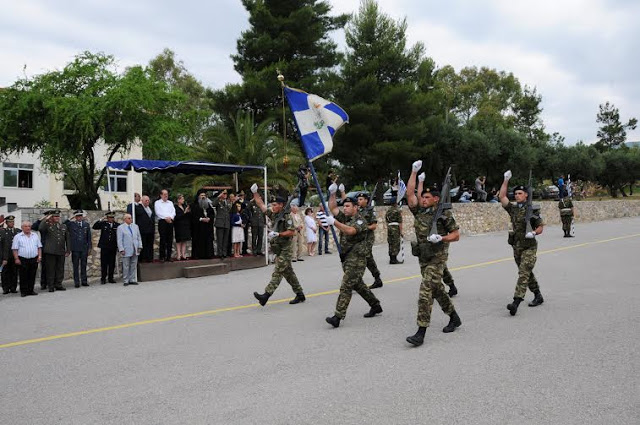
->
xmin=104 ymin=171 xmax=128 ymax=193
xmin=3 ymin=163 xmax=34 ymax=188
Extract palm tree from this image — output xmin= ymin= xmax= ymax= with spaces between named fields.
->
xmin=191 ymin=110 xmax=305 ymax=191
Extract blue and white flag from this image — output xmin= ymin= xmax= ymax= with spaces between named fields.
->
xmin=397 ymin=170 xmax=407 ymax=205
xmin=284 ymin=86 xmax=349 ymax=161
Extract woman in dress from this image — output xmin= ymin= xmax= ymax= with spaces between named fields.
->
xmin=174 ymin=194 xmax=191 ymax=260
xmin=304 ymin=207 xmax=317 ymax=256
xmin=231 ymin=203 xmax=245 ymax=258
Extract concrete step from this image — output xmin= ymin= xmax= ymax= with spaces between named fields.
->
xmin=183 ymin=263 xmax=230 ymax=278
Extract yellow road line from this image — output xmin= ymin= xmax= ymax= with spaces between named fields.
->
xmin=1 ymin=233 xmax=638 ymax=350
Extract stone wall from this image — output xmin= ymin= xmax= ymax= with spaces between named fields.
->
xmin=17 ymin=200 xmax=640 ymax=281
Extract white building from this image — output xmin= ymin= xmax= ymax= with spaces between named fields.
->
xmin=1 ymin=142 xmax=143 ymax=211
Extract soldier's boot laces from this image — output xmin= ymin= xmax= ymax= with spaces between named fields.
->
xmin=325 ymin=315 xmax=341 ymax=328
xmin=369 ymin=276 xmax=383 ymax=289
xmin=253 ymin=291 xmax=271 ymax=307
xmin=289 ymin=292 xmax=306 ymax=304
xmin=507 ymin=297 xmax=523 ymax=316
xmin=406 ymin=327 xmax=427 ymax=347
xmin=442 ymin=311 xmax=462 ymax=333
xmin=528 ymin=291 xmax=544 ymax=307
xmin=448 ymin=284 xmax=458 ymax=297
xmin=363 ymin=303 xmax=383 ymax=318
xmin=389 ymin=255 xmax=398 ymax=264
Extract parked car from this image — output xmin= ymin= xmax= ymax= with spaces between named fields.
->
xmin=539 ymin=185 xmax=560 ymax=200
xmin=383 ymin=188 xmax=405 ymax=205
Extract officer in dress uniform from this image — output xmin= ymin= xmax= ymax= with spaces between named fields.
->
xmin=32 ymin=210 xmax=55 ymax=290
xmin=39 ymin=210 xmax=71 ymax=292
xmin=65 ymin=210 xmax=92 ymax=288
xmin=1 ymin=216 xmax=21 ymax=294
xmin=93 ymin=211 xmax=120 ymax=284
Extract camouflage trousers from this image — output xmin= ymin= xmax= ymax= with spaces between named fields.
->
xmin=387 ymin=226 xmax=401 ymax=257
xmin=512 ymin=245 xmax=540 ymax=299
xmin=561 ymin=215 xmax=573 ymax=233
xmin=365 ymin=244 xmax=381 ymax=278
xmin=335 ymin=254 xmax=380 ymax=319
xmin=417 ymin=258 xmax=456 ymax=327
xmin=443 ymin=264 xmax=454 ymax=287
xmin=265 ymin=254 xmax=303 ymax=295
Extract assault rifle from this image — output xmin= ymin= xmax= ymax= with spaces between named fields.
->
xmin=272 ymin=183 xmax=301 ymax=230
xmin=525 ymin=170 xmax=534 ymax=234
xmin=368 ymin=181 xmax=379 ymax=208
xmin=429 ymin=167 xmax=452 ymax=236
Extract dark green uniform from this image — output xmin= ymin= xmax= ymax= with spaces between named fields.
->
xmin=558 ymin=198 xmax=574 ymax=236
xmin=263 ymin=209 xmax=303 ymax=296
xmin=39 ymin=220 xmax=71 ymax=291
xmin=410 ymin=205 xmax=459 ymax=328
xmin=504 ymin=202 xmax=544 ymax=299
xmin=333 ymin=212 xmax=380 ymax=319
xmin=248 ymin=199 xmax=265 ymax=255
xmin=1 ymin=226 xmax=21 ymax=293
xmin=359 ymin=206 xmax=381 ymax=280
xmin=385 ymin=205 xmax=402 ymax=259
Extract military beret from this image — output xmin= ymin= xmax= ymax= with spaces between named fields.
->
xmin=423 ymin=187 xmax=440 ymax=197
xmin=74 ymin=209 xmax=84 ymax=216
xmin=274 ymin=196 xmax=287 ymax=204
xmin=5 ymin=215 xmax=15 ymax=221
xmin=513 ymin=185 xmax=527 ymax=193
xmin=357 ymin=192 xmax=370 ymax=199
xmin=343 ymin=196 xmax=358 ymax=205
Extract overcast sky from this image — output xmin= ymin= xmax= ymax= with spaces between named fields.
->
xmin=1 ymin=0 xmax=638 ymax=144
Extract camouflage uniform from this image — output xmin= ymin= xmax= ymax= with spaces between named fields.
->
xmin=558 ymin=198 xmax=574 ymax=235
xmin=385 ymin=205 xmax=402 ymax=258
xmin=334 ymin=211 xmax=381 ymax=319
xmin=410 ymin=205 xmax=459 ymax=328
xmin=504 ymin=202 xmax=544 ymax=299
xmin=359 ymin=206 xmax=381 ymax=279
xmin=263 ymin=209 xmax=303 ymax=296
xmin=443 ymin=265 xmax=454 ymax=287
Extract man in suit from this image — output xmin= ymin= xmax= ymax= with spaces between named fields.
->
xmin=135 ymin=195 xmax=155 ymax=262
xmin=211 ymin=189 xmax=231 ymax=258
xmin=39 ymin=210 xmax=71 ymax=292
xmin=1 ymin=215 xmax=21 ymax=294
xmin=65 ymin=210 xmax=92 ymax=288
xmin=93 ymin=211 xmax=120 ymax=284
xmin=117 ymin=213 xmax=142 ymax=286
xmin=126 ymin=192 xmax=142 ymax=215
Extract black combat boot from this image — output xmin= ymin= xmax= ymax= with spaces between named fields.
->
xmin=528 ymin=291 xmax=544 ymax=307
xmin=448 ymin=283 xmax=458 ymax=297
xmin=253 ymin=291 xmax=271 ymax=307
xmin=325 ymin=315 xmax=341 ymax=328
xmin=507 ymin=297 xmax=523 ymax=316
xmin=390 ymin=255 xmax=398 ymax=264
xmin=442 ymin=311 xmax=462 ymax=333
xmin=406 ymin=327 xmax=427 ymax=346
xmin=369 ymin=276 xmax=383 ymax=289
xmin=363 ymin=303 xmax=383 ymax=318
xmin=289 ymin=292 xmax=306 ymax=304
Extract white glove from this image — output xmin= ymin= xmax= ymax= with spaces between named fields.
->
xmin=329 ymin=183 xmax=338 ymax=194
xmin=504 ymin=170 xmax=512 ymax=181
xmin=418 ymin=172 xmax=426 ymax=182
xmin=412 ymin=160 xmax=423 ymax=173
xmin=525 ymin=231 xmax=536 ymax=239
xmin=427 ymin=234 xmax=443 ymax=243
xmin=325 ymin=215 xmax=335 ymax=226
xmin=268 ymin=231 xmax=279 ymax=239
xmin=250 ymin=183 xmax=258 ymax=194
xmin=338 ymin=183 xmax=345 ymax=193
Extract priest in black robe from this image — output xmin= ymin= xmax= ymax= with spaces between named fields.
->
xmin=190 ymin=189 xmax=215 ymax=259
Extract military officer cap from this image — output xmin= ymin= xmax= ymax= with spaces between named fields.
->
xmin=43 ymin=210 xmax=55 ymax=216
xmin=357 ymin=191 xmax=370 ymax=200
xmin=5 ymin=215 xmax=15 ymax=221
xmin=51 ymin=210 xmax=61 ymax=217
xmin=74 ymin=209 xmax=84 ymax=216
xmin=105 ymin=211 xmax=115 ymax=218
xmin=513 ymin=185 xmax=527 ymax=193
xmin=274 ymin=196 xmax=287 ymax=204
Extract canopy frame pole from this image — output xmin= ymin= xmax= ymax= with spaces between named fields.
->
xmin=131 ymin=169 xmax=136 ymax=225
xmin=106 ymin=167 xmax=113 ymax=211
xmin=264 ymin=166 xmax=268 ymax=266
xmin=234 ymin=172 xmax=239 ymax=192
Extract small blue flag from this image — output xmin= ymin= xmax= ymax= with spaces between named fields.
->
xmin=284 ymin=86 xmax=349 ymax=161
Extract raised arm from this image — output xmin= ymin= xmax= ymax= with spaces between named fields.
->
xmin=250 ymin=184 xmax=268 ymax=213
xmin=328 ymin=183 xmax=339 ymax=216
xmin=499 ymin=170 xmax=512 ymax=207
xmin=407 ymin=160 xmax=422 ymax=208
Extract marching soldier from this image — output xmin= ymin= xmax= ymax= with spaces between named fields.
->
xmin=499 ymin=170 xmax=545 ymax=316
xmin=1 ymin=216 xmax=21 ymax=294
xmin=385 ymin=194 xmax=403 ymax=264
xmin=93 ymin=211 xmax=120 ymax=284
xmin=65 ymin=210 xmax=92 ymax=288
xmin=251 ymin=184 xmax=306 ymax=306
xmin=39 ymin=210 xmax=71 ymax=292
xmin=248 ymin=193 xmax=266 ymax=256
xmin=324 ymin=186 xmax=383 ymax=328
xmin=558 ymin=196 xmax=576 ymax=237
xmin=405 ymin=161 xmax=462 ymax=347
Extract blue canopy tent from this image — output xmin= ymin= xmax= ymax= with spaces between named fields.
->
xmin=105 ymin=159 xmax=268 ymax=264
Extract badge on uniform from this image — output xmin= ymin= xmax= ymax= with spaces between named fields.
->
xmin=357 ymin=220 xmax=363 ymax=225
xmin=287 ymin=220 xmax=292 ymax=225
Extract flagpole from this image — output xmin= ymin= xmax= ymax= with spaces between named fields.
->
xmin=277 ymin=72 xmax=342 ymax=256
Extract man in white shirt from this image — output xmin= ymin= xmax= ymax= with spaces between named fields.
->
xmin=12 ymin=221 xmax=42 ymax=297
xmin=154 ymin=189 xmax=176 ymax=262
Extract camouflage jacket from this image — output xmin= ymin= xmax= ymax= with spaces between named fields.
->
xmin=558 ymin=199 xmax=574 ymax=216
xmin=266 ymin=209 xmax=294 ymax=252
xmin=409 ymin=205 xmax=459 ymax=255
xmin=336 ymin=211 xmax=368 ymax=258
xmin=504 ymin=202 xmax=544 ymax=247
xmin=358 ymin=206 xmax=377 ymax=246
xmin=385 ymin=205 xmax=402 ymax=224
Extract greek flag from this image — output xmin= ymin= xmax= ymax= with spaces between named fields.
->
xmin=397 ymin=170 xmax=407 ymax=204
xmin=284 ymin=86 xmax=349 ymax=161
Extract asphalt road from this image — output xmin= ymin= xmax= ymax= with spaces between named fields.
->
xmin=1 ymin=217 xmax=639 ymax=425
